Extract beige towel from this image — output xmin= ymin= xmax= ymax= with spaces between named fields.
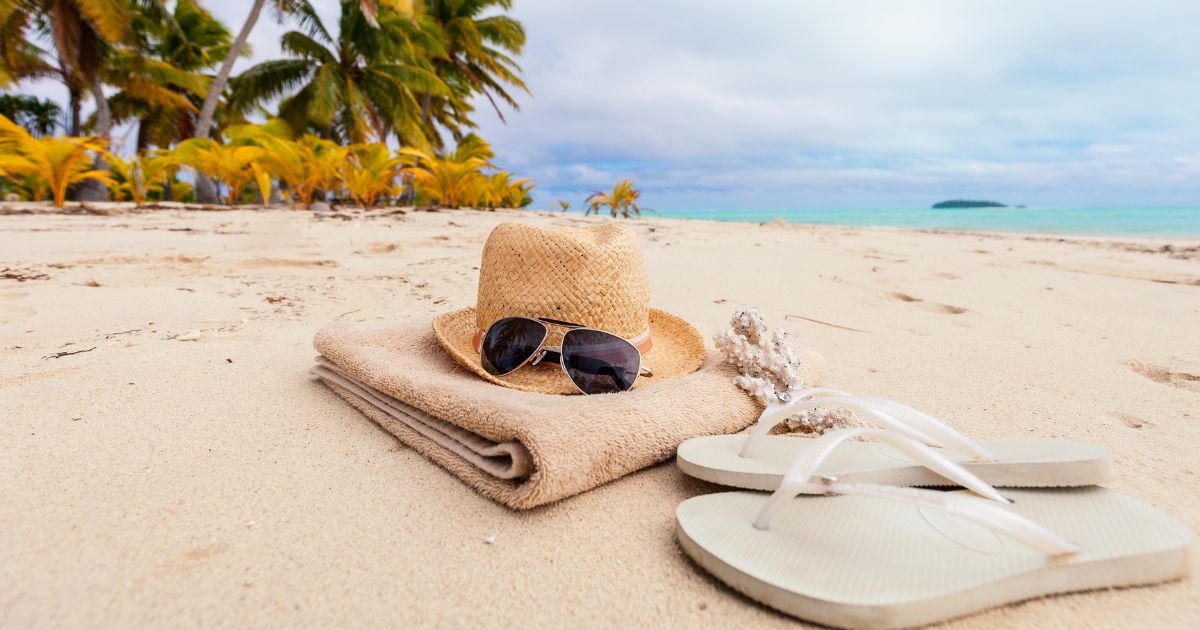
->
xmin=311 ymin=319 xmax=825 ymax=509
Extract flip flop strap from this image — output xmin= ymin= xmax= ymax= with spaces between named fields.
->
xmin=776 ymin=427 xmax=1008 ymax=503
xmin=752 ymin=429 xmax=1081 ymax=556
xmin=739 ymin=388 xmax=996 ymax=463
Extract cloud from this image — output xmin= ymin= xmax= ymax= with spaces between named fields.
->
xmin=474 ymin=0 xmax=1200 ymax=208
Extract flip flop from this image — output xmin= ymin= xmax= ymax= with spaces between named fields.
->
xmin=678 ymin=387 xmax=1112 ymax=490
xmin=676 ymin=430 xmax=1191 ymax=629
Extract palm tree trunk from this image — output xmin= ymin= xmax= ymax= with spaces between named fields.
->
xmin=77 ymin=74 xmax=111 ymax=202
xmin=136 ymin=117 xmax=150 ymax=153
xmin=395 ymin=131 xmax=416 ymax=205
xmin=63 ymin=85 xmax=84 ymax=201
xmin=192 ymin=0 xmax=268 ymax=204
xmin=88 ymin=74 xmax=112 ymax=140
xmin=68 ymin=87 xmax=81 ymax=137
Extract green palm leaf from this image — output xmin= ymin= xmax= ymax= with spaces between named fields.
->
xmin=228 ymin=59 xmax=314 ymax=112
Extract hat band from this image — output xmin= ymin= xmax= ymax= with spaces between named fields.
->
xmin=473 ymin=324 xmax=653 ymax=355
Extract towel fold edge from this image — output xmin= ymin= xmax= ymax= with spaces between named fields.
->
xmin=311 ymin=363 xmax=534 ymax=481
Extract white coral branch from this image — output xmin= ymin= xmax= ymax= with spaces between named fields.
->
xmin=715 ymin=307 xmax=857 ymax=435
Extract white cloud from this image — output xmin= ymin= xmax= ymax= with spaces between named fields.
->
xmin=475 ymin=0 xmax=1200 ymax=208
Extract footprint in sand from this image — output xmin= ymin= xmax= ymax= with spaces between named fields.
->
xmin=67 ymin=255 xmax=149 ymax=266
xmin=355 ymin=242 xmax=399 ymax=256
xmin=236 ymin=258 xmax=339 ymax=269
xmin=163 ymin=254 xmax=210 ymax=265
xmin=1128 ymin=361 xmax=1200 ymax=393
xmin=1107 ymin=411 xmax=1156 ymax=429
xmin=884 ymin=292 xmax=969 ymax=315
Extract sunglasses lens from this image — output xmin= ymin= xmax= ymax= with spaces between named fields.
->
xmin=481 ymin=317 xmax=547 ymax=376
xmin=560 ymin=329 xmax=641 ymax=394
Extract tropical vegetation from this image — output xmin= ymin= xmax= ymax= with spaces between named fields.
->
xmin=0 ymin=1 xmax=652 ymax=216
xmin=585 ymin=179 xmax=642 ymax=218
xmin=107 ymin=150 xmax=177 ymax=207
xmin=0 ymin=113 xmax=113 ymax=207
xmin=0 ymin=0 xmax=548 ymax=209
xmin=0 ymin=94 xmax=61 ymax=136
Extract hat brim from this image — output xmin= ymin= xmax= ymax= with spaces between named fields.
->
xmin=433 ymin=307 xmax=707 ymax=395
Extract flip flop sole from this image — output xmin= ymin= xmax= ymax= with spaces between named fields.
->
xmin=678 ymin=435 xmax=1112 ymax=490
xmin=676 ymin=488 xmax=1190 ymax=629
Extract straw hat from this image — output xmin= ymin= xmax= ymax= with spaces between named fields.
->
xmin=433 ymin=222 xmax=707 ymax=394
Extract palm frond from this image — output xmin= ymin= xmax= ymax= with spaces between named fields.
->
xmin=279 ymin=30 xmax=336 ymax=63
xmin=76 ymin=0 xmax=133 ymax=42
xmin=228 ymin=59 xmax=313 ymax=111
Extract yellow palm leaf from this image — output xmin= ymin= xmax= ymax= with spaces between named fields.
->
xmin=252 ymin=163 xmax=271 ymax=205
xmin=341 ymin=143 xmax=405 ymax=209
xmin=75 ymin=0 xmax=133 ymax=42
xmin=0 ymin=114 xmax=113 ymax=207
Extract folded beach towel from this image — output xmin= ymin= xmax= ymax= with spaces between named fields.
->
xmin=311 ymin=318 xmax=825 ymax=509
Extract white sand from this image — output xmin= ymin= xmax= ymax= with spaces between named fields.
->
xmin=2 ymin=205 xmax=1198 ymax=627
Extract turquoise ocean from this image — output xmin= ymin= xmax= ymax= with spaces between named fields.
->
xmin=651 ymin=207 xmax=1200 ymax=237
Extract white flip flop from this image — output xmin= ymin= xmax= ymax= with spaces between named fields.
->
xmin=676 ymin=430 xmax=1191 ymax=629
xmin=678 ymin=387 xmax=1112 ymax=490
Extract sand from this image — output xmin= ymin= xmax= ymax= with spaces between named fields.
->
xmin=2 ymin=204 xmax=1198 ymax=628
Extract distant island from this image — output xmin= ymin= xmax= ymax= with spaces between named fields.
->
xmin=932 ymin=199 xmax=1007 ymax=209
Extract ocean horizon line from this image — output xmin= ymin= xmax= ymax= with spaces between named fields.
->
xmin=641 ymin=206 xmax=1200 ymax=238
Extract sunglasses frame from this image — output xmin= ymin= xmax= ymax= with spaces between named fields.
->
xmin=481 ymin=316 xmax=647 ymax=394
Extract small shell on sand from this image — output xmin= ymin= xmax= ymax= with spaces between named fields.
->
xmin=176 ymin=330 xmax=202 ymax=341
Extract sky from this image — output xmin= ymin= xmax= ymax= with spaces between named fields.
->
xmin=15 ymin=0 xmax=1200 ymax=210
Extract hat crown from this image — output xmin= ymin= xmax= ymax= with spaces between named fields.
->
xmin=475 ymin=222 xmax=650 ymax=337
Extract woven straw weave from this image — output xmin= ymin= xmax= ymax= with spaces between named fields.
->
xmin=474 ymin=222 xmax=650 ymax=337
xmin=433 ymin=221 xmax=707 ymax=394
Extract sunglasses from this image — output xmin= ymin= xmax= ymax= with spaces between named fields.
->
xmin=476 ymin=316 xmax=652 ymax=394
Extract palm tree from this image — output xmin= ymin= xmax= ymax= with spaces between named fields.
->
xmin=418 ymin=0 xmax=527 ymax=143
xmin=107 ymin=0 xmax=230 ymax=152
xmin=106 ymin=149 xmax=175 ymax=207
xmin=402 ymin=152 xmax=487 ymax=209
xmin=401 ymin=133 xmax=495 ymax=208
xmin=191 ymin=0 xmax=414 ymax=203
xmin=0 ymin=113 xmax=114 ymax=206
xmin=3 ymin=0 xmax=137 ymax=199
xmin=103 ymin=52 xmax=209 ymax=148
xmin=172 ymin=137 xmax=266 ymax=205
xmin=478 ymin=170 xmax=533 ymax=209
xmin=229 ymin=1 xmax=447 ymax=145
xmin=340 ymin=143 xmax=406 ymax=209
xmin=0 ymin=94 xmax=60 ymax=136
xmin=226 ymin=120 xmax=346 ymax=208
xmin=586 ymin=179 xmax=642 ymax=218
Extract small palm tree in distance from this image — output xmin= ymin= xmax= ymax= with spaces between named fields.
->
xmin=585 ymin=179 xmax=640 ymax=217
